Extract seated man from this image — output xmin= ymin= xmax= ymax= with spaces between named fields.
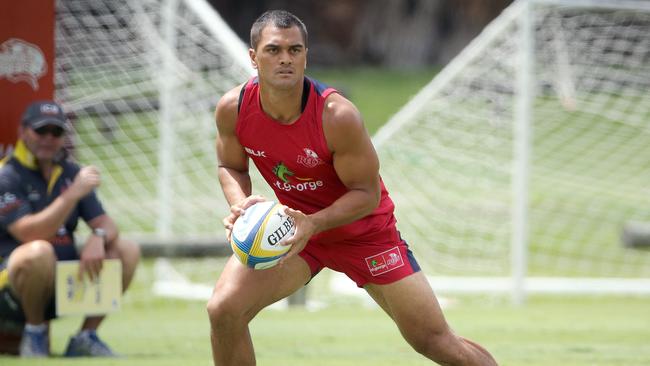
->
xmin=0 ymin=100 xmax=140 ymax=357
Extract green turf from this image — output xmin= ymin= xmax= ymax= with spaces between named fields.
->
xmin=2 ymin=258 xmax=649 ymax=366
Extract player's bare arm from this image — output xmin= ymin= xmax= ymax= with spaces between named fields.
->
xmin=7 ymin=165 xmax=101 ymax=243
xmin=283 ymin=93 xmax=381 ymax=257
xmin=315 ymin=93 xmax=381 ymax=227
xmin=215 ymin=84 xmax=266 ymax=235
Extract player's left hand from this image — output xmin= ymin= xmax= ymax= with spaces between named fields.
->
xmin=279 ymin=207 xmax=317 ymax=265
xmin=223 ymin=195 xmax=267 ymax=241
xmin=79 ymin=235 xmax=106 ymax=282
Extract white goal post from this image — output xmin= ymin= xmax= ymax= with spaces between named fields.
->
xmin=55 ymin=0 xmax=264 ymax=244
xmin=374 ymin=0 xmax=650 ymax=302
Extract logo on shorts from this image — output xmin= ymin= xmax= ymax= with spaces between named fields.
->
xmin=365 ymin=246 xmax=404 ymax=276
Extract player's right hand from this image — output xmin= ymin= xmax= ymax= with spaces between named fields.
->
xmin=68 ymin=165 xmax=101 ymax=200
xmin=223 ymin=195 xmax=266 ymax=240
xmin=278 ymin=206 xmax=314 ymax=266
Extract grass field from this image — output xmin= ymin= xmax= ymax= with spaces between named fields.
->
xmin=2 ymin=258 xmax=650 ymax=366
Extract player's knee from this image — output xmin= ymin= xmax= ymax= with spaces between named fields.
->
xmin=206 ymin=290 xmax=234 ymax=322
xmin=408 ymin=332 xmax=439 ymax=357
xmin=408 ymin=329 xmax=465 ymax=365
xmin=206 ymin=292 xmax=243 ymax=328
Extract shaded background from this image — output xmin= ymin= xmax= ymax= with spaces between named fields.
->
xmin=209 ymin=0 xmax=512 ymax=67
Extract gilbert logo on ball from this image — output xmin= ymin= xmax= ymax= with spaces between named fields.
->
xmin=230 ymin=201 xmax=295 ymax=270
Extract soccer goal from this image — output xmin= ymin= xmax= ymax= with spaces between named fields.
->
xmin=374 ymin=0 xmax=650 ymax=302
xmin=55 ymin=0 xmax=271 ymax=245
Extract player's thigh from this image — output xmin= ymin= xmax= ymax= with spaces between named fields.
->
xmin=210 ymin=254 xmax=311 ymax=318
xmin=365 ymin=272 xmax=449 ymax=335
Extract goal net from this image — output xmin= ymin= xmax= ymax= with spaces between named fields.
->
xmin=374 ymin=0 xmax=650 ymax=298
xmin=55 ymin=0 xmax=263 ymax=242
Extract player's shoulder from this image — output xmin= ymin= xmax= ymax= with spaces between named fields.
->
xmin=216 ymin=82 xmax=247 ymax=117
xmin=321 ymin=92 xmax=367 ymax=153
xmin=322 ymin=92 xmax=363 ymax=130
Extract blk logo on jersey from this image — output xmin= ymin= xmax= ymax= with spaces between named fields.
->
xmin=365 ymin=247 xmax=404 ymax=276
xmin=297 ymin=148 xmax=323 ymax=168
xmin=244 ymin=147 xmax=266 ymax=158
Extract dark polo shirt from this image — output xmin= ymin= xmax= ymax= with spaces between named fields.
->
xmin=0 ymin=140 xmax=105 ymax=260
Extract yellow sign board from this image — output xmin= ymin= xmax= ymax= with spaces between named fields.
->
xmin=55 ymin=259 xmax=122 ymax=316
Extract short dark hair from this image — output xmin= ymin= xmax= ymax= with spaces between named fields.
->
xmin=250 ymin=10 xmax=308 ymax=50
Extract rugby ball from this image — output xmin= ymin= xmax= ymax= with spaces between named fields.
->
xmin=230 ymin=201 xmax=295 ymax=270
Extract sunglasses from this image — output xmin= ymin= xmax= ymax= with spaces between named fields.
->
xmin=33 ymin=126 xmax=65 ymax=138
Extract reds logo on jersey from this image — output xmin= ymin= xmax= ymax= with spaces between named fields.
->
xmin=297 ymin=148 xmax=323 ymax=168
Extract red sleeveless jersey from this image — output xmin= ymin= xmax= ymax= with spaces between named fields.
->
xmin=235 ymin=77 xmax=396 ymax=242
